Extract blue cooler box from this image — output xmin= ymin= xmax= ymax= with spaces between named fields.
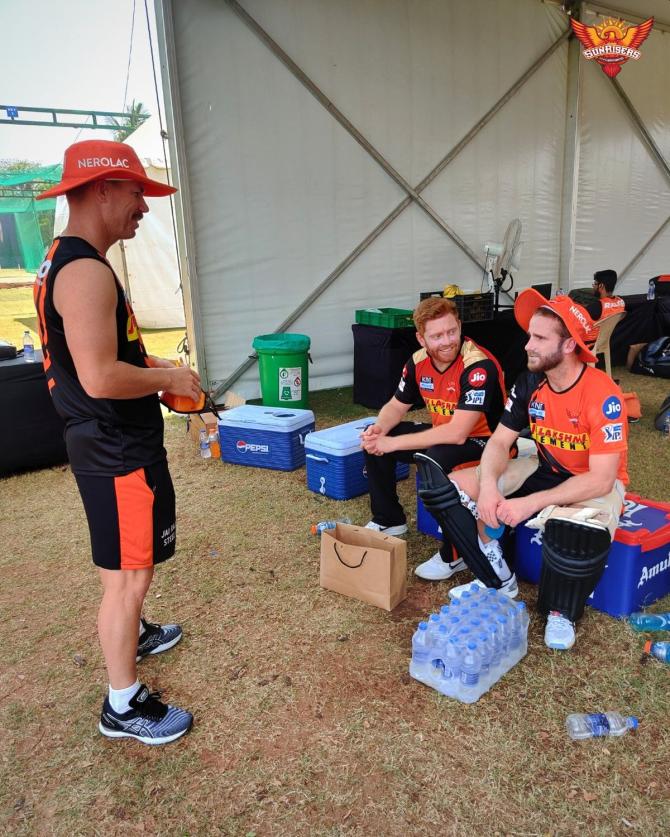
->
xmin=515 ymin=494 xmax=670 ymax=617
xmin=218 ymin=405 xmax=314 ymax=471
xmin=305 ymin=418 xmax=410 ymax=500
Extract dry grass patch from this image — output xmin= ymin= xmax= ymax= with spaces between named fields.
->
xmin=1 ymin=370 xmax=669 ymax=835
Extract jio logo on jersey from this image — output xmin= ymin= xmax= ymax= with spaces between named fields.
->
xmin=602 ymin=396 xmax=622 ymax=420
xmin=468 ymin=368 xmax=487 ymax=386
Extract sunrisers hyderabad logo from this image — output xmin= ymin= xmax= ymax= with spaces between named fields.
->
xmin=570 ymin=16 xmax=653 ymax=78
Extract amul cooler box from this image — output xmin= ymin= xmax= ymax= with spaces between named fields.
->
xmin=306 ymin=418 xmax=410 ymax=500
xmin=218 ymin=405 xmax=314 ymax=471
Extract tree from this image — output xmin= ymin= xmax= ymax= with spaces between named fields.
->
xmin=108 ymin=99 xmax=150 ymax=142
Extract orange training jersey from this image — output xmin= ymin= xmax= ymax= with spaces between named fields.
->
xmin=501 ymin=365 xmax=628 ymax=484
xmin=394 ymin=338 xmax=506 ymax=436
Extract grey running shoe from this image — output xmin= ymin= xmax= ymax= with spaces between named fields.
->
xmin=99 ymin=684 xmax=193 ymax=745
xmin=137 ymin=618 xmax=182 ymax=662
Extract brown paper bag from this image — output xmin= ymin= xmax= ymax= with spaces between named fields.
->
xmin=319 ymin=523 xmax=407 ymax=611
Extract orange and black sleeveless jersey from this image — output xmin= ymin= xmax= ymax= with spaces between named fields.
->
xmin=586 ymin=296 xmax=626 ymax=338
xmin=500 ymin=365 xmax=629 ymax=484
xmin=33 ymin=236 xmax=165 ymax=476
xmin=394 ymin=338 xmax=506 ymax=436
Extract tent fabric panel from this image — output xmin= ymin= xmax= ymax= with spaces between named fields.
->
xmin=168 ymin=0 xmax=567 ymax=398
xmin=572 ymin=14 xmax=670 ymax=294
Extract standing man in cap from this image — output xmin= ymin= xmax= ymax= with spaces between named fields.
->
xmin=34 ymin=140 xmax=200 ymax=744
xmin=415 ymin=291 xmax=628 ymax=650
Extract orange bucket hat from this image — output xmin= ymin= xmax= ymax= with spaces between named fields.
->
xmin=515 ymin=289 xmax=598 ymax=364
xmin=36 ymin=139 xmax=177 ymax=200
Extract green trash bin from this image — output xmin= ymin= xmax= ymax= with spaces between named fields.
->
xmin=252 ymin=333 xmax=311 ymax=408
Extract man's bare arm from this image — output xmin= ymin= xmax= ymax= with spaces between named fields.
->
xmin=54 ymin=259 xmax=200 ymax=400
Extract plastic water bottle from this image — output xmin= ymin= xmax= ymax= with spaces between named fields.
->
xmin=664 ymin=415 xmax=670 ymax=441
xmin=199 ymin=428 xmax=211 ymax=458
xmin=647 ymin=279 xmax=656 ymax=301
xmin=459 ymin=641 xmax=482 ymax=704
xmin=410 ymin=622 xmax=431 ymax=682
xmin=644 ymin=640 xmax=670 ymax=663
xmin=628 ymin=611 xmax=670 ymax=632
xmin=310 ymin=518 xmax=352 ymax=536
xmin=440 ymin=637 xmax=462 ymax=698
xmin=23 ymin=330 xmax=35 ymax=363
xmin=566 ymin=712 xmax=638 ymax=740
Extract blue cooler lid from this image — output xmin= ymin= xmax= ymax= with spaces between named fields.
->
xmin=305 ymin=417 xmax=376 ymax=456
xmin=218 ymin=404 xmax=314 ymax=432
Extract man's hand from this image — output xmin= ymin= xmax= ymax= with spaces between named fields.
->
xmin=360 ymin=423 xmax=384 ymax=441
xmin=361 ymin=433 xmax=397 ymax=455
xmin=477 ymin=483 xmax=505 ymax=528
xmin=164 ymin=364 xmax=202 ymax=400
xmin=495 ymin=495 xmax=540 ymax=529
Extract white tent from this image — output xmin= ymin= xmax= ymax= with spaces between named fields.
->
xmin=154 ymin=0 xmax=670 ymax=399
xmin=55 ymin=114 xmax=185 ymax=329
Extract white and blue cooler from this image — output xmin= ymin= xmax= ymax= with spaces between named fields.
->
xmin=305 ymin=418 xmax=410 ymax=500
xmin=218 ymin=405 xmax=314 ymax=471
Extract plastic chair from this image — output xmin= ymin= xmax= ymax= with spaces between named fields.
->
xmin=591 ymin=311 xmax=626 ymax=378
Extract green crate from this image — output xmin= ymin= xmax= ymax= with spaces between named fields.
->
xmin=355 ymin=307 xmax=415 ymax=329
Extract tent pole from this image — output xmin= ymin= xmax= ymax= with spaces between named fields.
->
xmin=558 ymin=13 xmax=583 ymax=293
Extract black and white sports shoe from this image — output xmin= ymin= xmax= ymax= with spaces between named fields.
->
xmin=137 ymin=618 xmax=183 ymax=662
xmin=99 ymin=684 xmax=193 ymax=745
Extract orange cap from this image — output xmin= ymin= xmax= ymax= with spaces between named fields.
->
xmin=37 ymin=139 xmax=177 ymax=200
xmin=514 ymin=289 xmax=598 ymax=364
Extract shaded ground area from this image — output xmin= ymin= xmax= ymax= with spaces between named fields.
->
xmin=1 ymin=372 xmax=669 ymax=835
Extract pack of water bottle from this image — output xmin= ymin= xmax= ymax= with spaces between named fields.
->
xmin=409 ymin=584 xmax=529 ymax=703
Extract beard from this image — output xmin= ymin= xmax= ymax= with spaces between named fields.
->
xmin=527 ymin=347 xmax=564 ymax=373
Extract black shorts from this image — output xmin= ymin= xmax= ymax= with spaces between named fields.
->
xmin=74 ymin=460 xmax=176 ymax=570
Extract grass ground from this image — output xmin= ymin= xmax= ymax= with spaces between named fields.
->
xmin=1 ymin=362 xmax=669 ymax=835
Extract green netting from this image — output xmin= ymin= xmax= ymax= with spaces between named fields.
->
xmin=0 ymin=164 xmax=62 ymax=188
xmin=0 ymin=165 xmax=61 ymax=270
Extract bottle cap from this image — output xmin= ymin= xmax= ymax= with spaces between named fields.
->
xmin=629 ymin=717 xmax=639 ymax=730
xmin=310 ymin=524 xmax=318 ymax=534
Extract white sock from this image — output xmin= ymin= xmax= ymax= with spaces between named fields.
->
xmin=109 ymin=680 xmax=140 ymax=714
xmin=478 ymin=535 xmax=513 ymax=582
xmin=139 ymin=619 xmax=145 ymax=638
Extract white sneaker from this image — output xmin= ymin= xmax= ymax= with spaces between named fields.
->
xmin=449 ymin=574 xmax=519 ymax=600
xmin=364 ymin=520 xmax=408 ymax=536
xmin=544 ymin=611 xmax=576 ymax=650
xmin=414 ymin=553 xmax=466 ymax=581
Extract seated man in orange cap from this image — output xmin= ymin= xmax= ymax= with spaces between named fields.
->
xmin=34 ymin=140 xmax=201 ymax=743
xmin=416 ymin=291 xmax=628 ymax=651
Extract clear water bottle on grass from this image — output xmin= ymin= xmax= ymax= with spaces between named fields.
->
xmin=23 ymin=330 xmax=35 ymax=363
xmin=644 ymin=640 xmax=670 ymax=664
xmin=628 ymin=611 xmax=670 ymax=631
xmin=199 ymin=428 xmax=211 ymax=459
xmin=566 ymin=712 xmax=638 ymax=740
